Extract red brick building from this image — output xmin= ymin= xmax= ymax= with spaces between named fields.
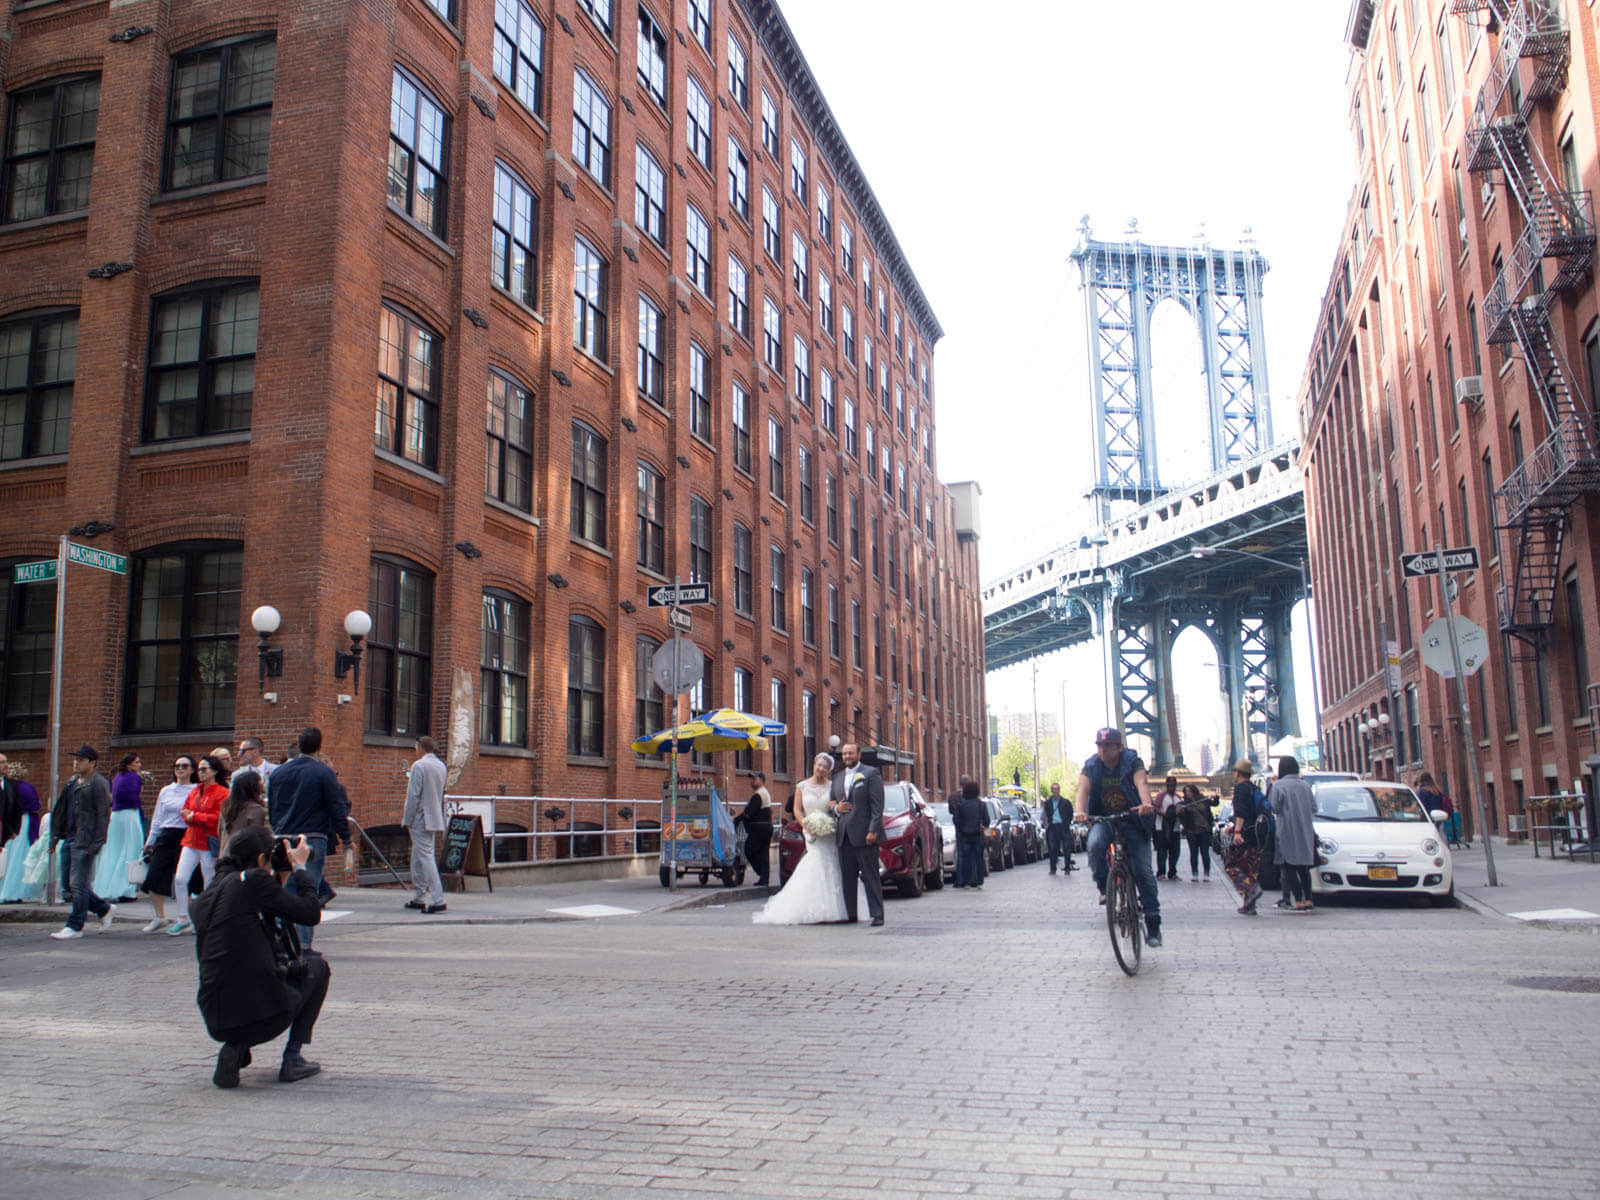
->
xmin=0 ymin=0 xmax=987 ymax=861
xmin=1300 ymin=0 xmax=1600 ymax=832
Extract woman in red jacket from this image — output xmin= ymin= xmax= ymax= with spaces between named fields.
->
xmin=166 ymin=754 xmax=229 ymax=936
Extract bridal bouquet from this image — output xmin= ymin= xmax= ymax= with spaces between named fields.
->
xmin=801 ymin=811 xmax=836 ymax=842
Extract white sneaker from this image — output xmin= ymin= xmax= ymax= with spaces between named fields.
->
xmin=49 ymin=926 xmax=84 ymax=940
xmin=98 ymin=905 xmax=117 ymax=931
xmin=141 ymin=917 xmax=169 ymax=934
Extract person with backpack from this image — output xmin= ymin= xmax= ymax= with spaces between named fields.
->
xmin=1223 ymin=759 xmax=1264 ymax=915
xmin=1179 ymin=784 xmax=1216 ymax=880
xmin=1072 ymin=726 xmax=1162 ymax=948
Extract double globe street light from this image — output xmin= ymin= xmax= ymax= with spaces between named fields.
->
xmin=249 ymin=605 xmax=374 ymax=703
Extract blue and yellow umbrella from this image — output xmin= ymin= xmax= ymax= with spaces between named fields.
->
xmin=629 ymin=708 xmax=786 ymax=756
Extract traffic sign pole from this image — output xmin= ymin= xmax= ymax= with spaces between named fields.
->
xmin=668 ymin=577 xmax=681 ymax=893
xmin=45 ymin=535 xmax=66 ymax=906
xmin=1435 ymin=544 xmax=1497 ymax=887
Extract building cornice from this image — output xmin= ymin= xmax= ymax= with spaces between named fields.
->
xmin=738 ymin=0 xmax=944 ymax=345
xmin=1345 ymin=0 xmax=1376 ymax=51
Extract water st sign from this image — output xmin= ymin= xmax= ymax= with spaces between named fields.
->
xmin=647 ymin=582 xmax=710 ymax=607
xmin=13 ymin=560 xmax=56 ymax=584
xmin=1400 ymin=546 xmax=1480 ymax=577
xmin=66 ymin=542 xmax=126 ymax=574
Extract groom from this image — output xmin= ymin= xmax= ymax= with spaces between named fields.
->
xmin=829 ymin=743 xmax=885 ymax=926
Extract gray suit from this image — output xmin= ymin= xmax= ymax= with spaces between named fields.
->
xmin=403 ymin=752 xmax=447 ymax=905
xmin=831 ymin=762 xmax=885 ymax=923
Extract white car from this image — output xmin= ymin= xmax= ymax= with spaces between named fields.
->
xmin=934 ymin=805 xmax=957 ymax=879
xmin=1309 ymin=779 xmax=1454 ymax=905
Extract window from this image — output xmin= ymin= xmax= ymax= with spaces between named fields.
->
xmin=362 ymin=555 xmax=434 ymax=736
xmin=828 ymin=585 xmax=840 ymax=657
xmin=480 ymin=591 xmax=529 ymax=746
xmin=567 ymin=616 xmax=605 ymax=757
xmin=727 ymin=137 xmax=749 ymax=218
xmin=686 ymin=204 xmax=711 ymax=295
xmin=124 ymin=543 xmax=241 ymax=733
xmin=840 ymin=223 xmax=854 ymax=277
xmin=634 ymin=143 xmax=665 ymax=242
xmin=793 ymin=337 xmax=810 ymax=406
xmin=863 ymin=337 xmax=873 ymax=389
xmin=844 ymin=395 xmax=857 ymax=457
xmin=733 ymin=524 xmax=753 ymax=613
xmin=1466 ymin=297 xmax=1482 ymax=376
xmin=1401 ymin=126 xmax=1418 ymax=208
xmin=825 ymin=471 xmax=838 ymax=543
xmin=798 ymin=443 xmax=814 ymax=521
xmin=820 ymin=368 xmax=835 ymax=432
xmin=492 ymin=161 xmax=538 ymax=306
xmin=493 ymin=0 xmax=545 ymax=115
xmin=688 ymin=0 xmax=711 ymax=50
xmin=571 ymin=69 xmax=611 ymax=188
xmin=895 ymin=384 xmax=905 ymax=431
xmin=819 ymin=272 xmax=833 ymax=334
xmin=636 ymin=7 xmax=667 ymax=107
xmin=817 ymin=185 xmax=831 ymax=243
xmin=635 ymin=636 xmax=665 ymax=745
xmin=763 ymin=298 xmax=782 ymax=373
xmin=897 ymin=463 xmax=907 ymax=511
xmin=2 ymin=74 xmax=99 ymax=222
xmin=144 ymin=280 xmax=258 ymax=444
xmin=1566 ymin=570 xmax=1590 ymax=709
xmin=761 ymin=91 xmax=779 ymax=156
xmin=848 ymin=491 xmax=860 ymax=560
xmin=689 ymin=495 xmax=713 ymax=583
xmin=770 ymin=677 xmax=788 ymax=775
xmin=871 ymin=514 xmax=881 ymax=578
xmin=1458 ymin=476 xmax=1471 ymax=543
xmin=888 ymin=535 xmax=897 ymax=593
xmin=578 ymin=0 xmax=612 ymax=36
xmin=165 ymin=35 xmax=274 ymax=190
xmin=571 ymin=420 xmax=608 ymax=546
xmin=0 ymin=561 xmax=54 ymax=736
xmin=388 ymin=67 xmax=450 ymax=236
xmin=1376 ymin=64 xmax=1391 ymax=141
xmin=792 ymin=232 xmax=809 ymax=301
xmin=802 ymin=689 xmax=816 ymax=765
xmin=762 ymin=187 xmax=781 ymax=260
xmin=864 ymin=422 xmax=874 ymax=476
xmin=486 ymin=370 xmax=533 ymax=511
xmin=687 ymin=78 xmax=712 ymax=168
xmin=767 ymin=415 xmax=785 ymax=500
xmin=1418 ymin=74 xmax=1435 ymax=161
xmin=637 ymin=293 xmax=665 ymax=405
xmin=881 ymin=443 xmax=892 ymax=491
xmin=689 ymin=342 xmax=711 ymax=440
xmin=842 ymin=304 xmax=855 ymax=362
xmin=727 ymin=253 xmax=750 ymax=336
xmin=0 ymin=310 xmax=76 ymax=462
xmin=872 ymin=612 xmax=882 ymax=676
xmin=890 ymin=624 xmax=899 ymax=684
xmin=374 ymin=303 xmax=438 ymax=468
xmin=573 ymin=235 xmax=609 ymax=359
xmin=770 ymin=546 xmax=787 ymax=630
xmin=878 ymin=287 xmax=888 ymax=334
xmin=637 ymin=460 xmax=665 ymax=572
xmin=790 ymin=137 xmax=807 ymax=198
xmin=733 ymin=667 xmax=753 ymax=770
xmin=732 ymin=380 xmax=751 ymax=472
xmin=727 ymin=34 xmax=748 ymax=108
xmin=893 ymin=312 xmax=903 ymax=360
xmin=879 ymin=361 xmax=890 ymax=407
xmin=850 ymin=599 xmax=862 ymax=668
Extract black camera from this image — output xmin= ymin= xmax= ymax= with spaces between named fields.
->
xmin=270 ymin=836 xmax=301 ymax=873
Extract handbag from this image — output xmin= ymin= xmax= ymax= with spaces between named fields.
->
xmin=126 ymin=859 xmax=148 ymax=885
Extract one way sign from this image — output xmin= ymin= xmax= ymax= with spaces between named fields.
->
xmin=647 ymin=582 xmax=711 ymax=607
xmin=1400 ymin=546 xmax=1480 ymax=578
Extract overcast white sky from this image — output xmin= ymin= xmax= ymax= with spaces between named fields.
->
xmin=778 ymin=0 xmax=1360 ymax=762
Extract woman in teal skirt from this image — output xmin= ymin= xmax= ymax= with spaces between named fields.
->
xmin=93 ymin=753 xmax=147 ymax=902
xmin=0 ymin=773 xmax=42 ymax=901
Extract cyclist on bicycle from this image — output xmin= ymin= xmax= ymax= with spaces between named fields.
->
xmin=1073 ymin=726 xmax=1162 ymax=948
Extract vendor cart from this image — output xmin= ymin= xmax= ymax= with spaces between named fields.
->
xmin=659 ymin=775 xmax=746 ymax=887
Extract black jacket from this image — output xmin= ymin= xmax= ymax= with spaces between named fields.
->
xmin=50 ymin=773 xmax=110 ymax=855
xmin=192 ymin=866 xmax=322 ymax=1039
xmin=266 ymin=756 xmax=350 ymax=845
xmin=951 ymin=794 xmax=989 ymax=835
xmin=0 ymin=776 xmax=21 ymax=847
xmin=1039 ymin=795 xmax=1073 ymax=827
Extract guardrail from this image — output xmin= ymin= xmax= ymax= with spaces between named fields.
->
xmin=444 ymin=795 xmax=664 ymax=865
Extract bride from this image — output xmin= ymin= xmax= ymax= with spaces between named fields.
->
xmin=753 ymin=753 xmax=857 ymax=925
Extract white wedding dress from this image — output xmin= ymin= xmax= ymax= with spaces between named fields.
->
xmin=752 ymin=779 xmax=860 ymax=925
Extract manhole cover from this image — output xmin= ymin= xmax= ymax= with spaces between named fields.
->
xmin=1507 ymin=976 xmax=1600 ymax=994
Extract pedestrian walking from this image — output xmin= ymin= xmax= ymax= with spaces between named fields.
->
xmin=402 ymin=736 xmax=447 ymax=914
xmin=1039 ymin=781 xmax=1074 ymax=874
xmin=138 ymin=755 xmax=196 ymax=932
xmin=93 ymin=753 xmax=146 ymax=902
xmin=232 ymin=737 xmax=275 ymax=791
xmin=218 ymin=770 xmax=269 ymax=850
xmin=267 ymin=728 xmax=352 ymax=948
xmin=1154 ymin=774 xmax=1183 ymax=880
xmin=1180 ymin=784 xmax=1215 ymax=880
xmin=951 ymin=777 xmax=989 ymax=888
xmin=165 ymin=755 xmax=229 ymax=936
xmin=48 ymin=745 xmax=115 ymax=940
xmin=1222 ymin=759 xmax=1264 ymax=915
xmin=0 ymin=755 xmax=42 ymax=902
xmin=1271 ymin=757 xmax=1317 ymax=911
xmin=1416 ymin=772 xmax=1462 ymax=847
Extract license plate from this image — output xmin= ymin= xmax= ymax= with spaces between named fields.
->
xmin=1367 ymin=865 xmax=1398 ymax=881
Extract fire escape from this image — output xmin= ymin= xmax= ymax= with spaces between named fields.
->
xmin=1453 ymin=0 xmax=1600 ymax=658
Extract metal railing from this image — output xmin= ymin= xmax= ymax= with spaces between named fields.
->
xmin=444 ymin=795 xmax=664 ymax=866
xmin=1493 ymin=415 xmax=1600 ymax=526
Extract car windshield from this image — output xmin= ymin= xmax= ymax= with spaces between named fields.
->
xmin=933 ymin=804 xmax=954 ymax=827
xmin=1000 ymin=801 xmax=1025 ymax=821
xmin=882 ymin=785 xmax=911 ymax=815
xmin=1313 ymin=783 xmax=1428 ymax=822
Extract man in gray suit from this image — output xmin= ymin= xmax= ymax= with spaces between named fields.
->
xmin=402 ymin=737 xmax=447 ymax=914
xmin=829 ymin=742 xmax=885 ymax=926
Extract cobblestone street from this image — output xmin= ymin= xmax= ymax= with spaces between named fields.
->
xmin=4 ymin=863 xmax=1599 ymax=1199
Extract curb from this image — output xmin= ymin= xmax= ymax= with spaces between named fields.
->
xmin=1453 ymin=889 xmax=1600 ymax=934
xmin=658 ymin=884 xmax=778 ymax=912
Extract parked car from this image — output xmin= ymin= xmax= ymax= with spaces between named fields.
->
xmin=879 ymin=782 xmax=944 ymax=895
xmin=778 ymin=814 xmax=806 ymax=885
xmin=933 ymin=802 xmax=957 ymax=880
xmin=1309 ymin=778 xmax=1454 ymax=904
xmin=982 ymin=798 xmax=1015 ymax=870
xmin=999 ymin=799 xmax=1041 ymax=862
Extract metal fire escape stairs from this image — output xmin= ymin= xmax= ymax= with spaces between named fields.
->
xmin=1455 ymin=0 xmax=1599 ymax=658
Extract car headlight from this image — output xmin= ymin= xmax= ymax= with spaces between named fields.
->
xmin=1317 ymin=837 xmax=1339 ymax=856
xmin=1421 ymin=837 xmax=1441 ymax=855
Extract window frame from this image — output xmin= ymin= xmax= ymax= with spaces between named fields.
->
xmin=572 ymin=68 xmax=613 ymax=189
xmin=635 ymin=5 xmax=668 ymax=108
xmin=686 ymin=203 xmax=712 ymax=295
xmin=769 ymin=544 xmax=787 ymax=632
xmin=567 ymin=615 xmax=606 ymax=758
xmin=1 ymin=73 xmax=100 ymax=223
xmin=637 ymin=292 xmax=665 ymax=406
xmin=144 ymin=278 xmax=259 ymax=445
xmin=686 ymin=77 xmax=712 ymax=168
xmin=570 ymin=419 xmax=609 ymax=547
xmin=163 ymin=34 xmax=276 ymax=192
xmin=636 ymin=459 xmax=666 ymax=573
xmin=573 ymin=235 xmax=610 ymax=361
xmin=689 ymin=341 xmax=712 ymax=441
xmin=388 ymin=66 xmax=451 ymax=237
xmin=480 ymin=588 xmax=530 ymax=747
xmin=365 ymin=553 xmax=434 ymax=738
xmin=486 ymin=368 xmax=534 ymax=512
xmin=492 ymin=160 xmax=539 ymax=307
xmin=634 ymin=141 xmax=666 ymax=243
xmin=374 ymin=301 xmax=440 ymax=469
xmin=0 ymin=308 xmax=77 ymax=462
xmin=493 ymin=0 xmax=545 ymax=116
xmin=122 ymin=541 xmax=243 ymax=734
xmin=733 ymin=523 xmax=753 ymax=614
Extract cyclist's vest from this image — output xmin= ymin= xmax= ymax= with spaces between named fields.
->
xmin=1084 ymin=749 xmax=1152 ymax=832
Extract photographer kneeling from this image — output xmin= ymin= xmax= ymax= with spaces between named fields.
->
xmin=192 ymin=825 xmax=331 ymax=1089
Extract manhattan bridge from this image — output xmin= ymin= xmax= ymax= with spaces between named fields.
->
xmin=982 ymin=226 xmax=1311 ymax=773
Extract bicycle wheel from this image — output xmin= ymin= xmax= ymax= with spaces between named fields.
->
xmin=1107 ymin=860 xmax=1142 ymax=976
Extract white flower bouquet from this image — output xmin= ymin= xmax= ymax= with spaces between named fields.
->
xmin=801 ymin=811 xmax=836 ymax=842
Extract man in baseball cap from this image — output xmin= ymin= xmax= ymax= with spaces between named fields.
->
xmin=1073 ymin=723 xmax=1162 ymax=947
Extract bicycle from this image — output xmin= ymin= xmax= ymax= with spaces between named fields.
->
xmin=1087 ymin=813 xmax=1144 ymax=976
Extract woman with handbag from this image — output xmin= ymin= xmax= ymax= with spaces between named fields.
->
xmin=165 ymin=754 xmax=228 ymax=936
xmin=93 ymin=753 xmax=147 ymax=903
xmin=138 ymin=756 xmax=197 ymax=932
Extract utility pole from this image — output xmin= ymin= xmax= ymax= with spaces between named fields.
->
xmin=1031 ymin=659 xmax=1041 ymax=800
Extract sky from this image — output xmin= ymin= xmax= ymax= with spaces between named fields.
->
xmin=778 ymin=0 xmax=1361 ymax=764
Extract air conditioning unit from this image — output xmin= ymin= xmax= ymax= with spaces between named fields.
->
xmin=1455 ymin=375 xmax=1485 ymax=409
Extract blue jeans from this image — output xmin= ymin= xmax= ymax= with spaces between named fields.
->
xmin=1088 ymin=820 xmax=1160 ymax=923
xmin=58 ymin=838 xmax=73 ymax=902
xmin=66 ymin=847 xmax=109 ymax=931
xmin=288 ymin=834 xmax=327 ymax=948
xmin=954 ymin=832 xmax=986 ymax=887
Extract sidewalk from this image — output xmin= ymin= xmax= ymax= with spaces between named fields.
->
xmin=0 ymin=871 xmax=775 ymax=929
xmin=1451 ymin=836 xmax=1600 ymax=933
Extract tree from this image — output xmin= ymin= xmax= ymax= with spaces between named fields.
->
xmin=1043 ymin=759 xmax=1082 ymax=798
xmin=991 ymin=732 xmax=1033 ymax=792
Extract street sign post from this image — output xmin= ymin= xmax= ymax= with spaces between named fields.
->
xmin=647 ymin=582 xmax=710 ymax=607
xmin=13 ymin=560 xmax=56 ymax=584
xmin=649 ymin=578 xmax=711 ymax=891
xmin=1400 ymin=546 xmax=1479 ymax=577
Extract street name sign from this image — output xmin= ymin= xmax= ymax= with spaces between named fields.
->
xmin=1400 ymin=546 xmax=1479 ymax=577
xmin=647 ymin=582 xmax=710 ymax=607
xmin=67 ymin=542 xmax=127 ymax=574
xmin=667 ymin=607 xmax=693 ymax=632
xmin=13 ymin=560 xmax=56 ymax=584
xmin=1420 ymin=615 xmax=1489 ymax=678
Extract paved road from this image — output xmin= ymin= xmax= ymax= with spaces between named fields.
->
xmin=4 ymin=859 xmax=1598 ymax=1199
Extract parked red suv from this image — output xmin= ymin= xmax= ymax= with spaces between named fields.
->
xmin=777 ymin=780 xmax=944 ymax=897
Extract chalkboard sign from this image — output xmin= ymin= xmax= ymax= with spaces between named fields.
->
xmin=441 ymin=813 xmax=493 ymax=892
